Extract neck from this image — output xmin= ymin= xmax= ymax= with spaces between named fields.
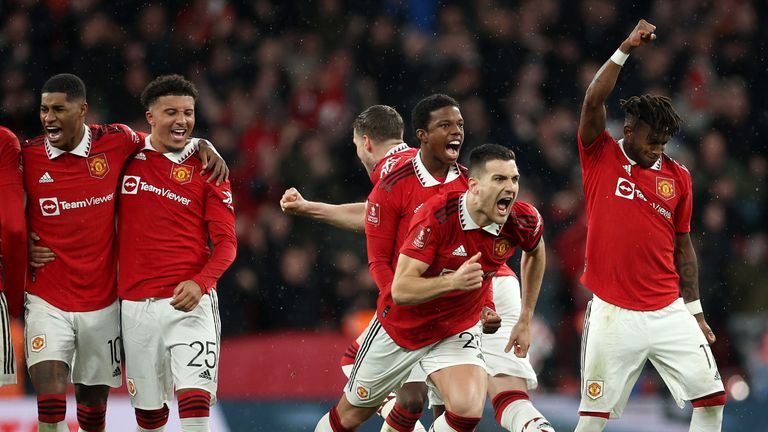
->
xmin=61 ymin=123 xmax=86 ymax=152
xmin=372 ymin=139 xmax=405 ymax=161
xmin=467 ymin=193 xmax=492 ymax=227
xmin=419 ymin=151 xmax=451 ymax=178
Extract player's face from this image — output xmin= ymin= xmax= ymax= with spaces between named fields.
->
xmin=353 ymin=129 xmax=375 ymax=173
xmin=146 ymin=95 xmax=195 ymax=152
xmin=40 ymin=92 xmax=87 ymax=150
xmin=624 ymin=121 xmax=669 ymax=169
xmin=421 ymin=106 xmax=464 ymax=165
xmin=472 ymin=159 xmax=520 ymax=225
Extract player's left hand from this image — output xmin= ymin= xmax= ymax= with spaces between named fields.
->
xmin=505 ymin=319 xmax=532 ymax=357
xmin=198 ymin=139 xmax=229 ymax=185
xmin=171 ymin=280 xmax=204 ymax=312
xmin=29 ymin=231 xmax=55 ymax=268
xmin=481 ymin=306 xmax=501 ymax=334
xmin=696 ymin=314 xmax=716 ymax=344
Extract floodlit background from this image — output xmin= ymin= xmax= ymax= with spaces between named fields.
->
xmin=1 ymin=0 xmax=766 ymax=430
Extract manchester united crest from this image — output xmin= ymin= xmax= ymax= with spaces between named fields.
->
xmin=356 ymin=384 xmax=370 ymax=400
xmin=656 ymin=177 xmax=675 ymax=200
xmin=87 ymin=153 xmax=109 ymax=178
xmin=586 ymin=380 xmax=603 ymax=400
xmin=493 ymin=238 xmax=511 ymax=258
xmin=31 ymin=334 xmax=46 ymax=353
xmin=171 ymin=163 xmax=194 ymax=184
xmin=127 ymin=378 xmax=136 ymax=396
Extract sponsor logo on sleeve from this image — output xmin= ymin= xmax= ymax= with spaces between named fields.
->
xmin=412 ymin=225 xmax=431 ymax=249
xmin=87 ymin=153 xmax=110 ymax=178
xmin=366 ymin=202 xmax=380 ymax=226
xmin=30 ymin=334 xmax=46 ymax=352
xmin=615 ymin=177 xmax=635 ymax=200
xmin=222 ymin=191 xmax=233 ymax=210
xmin=39 ymin=197 xmax=60 ymax=216
xmin=656 ymin=177 xmax=676 ymax=200
xmin=171 ymin=163 xmax=194 ymax=184
xmin=379 ymin=156 xmax=400 ymax=178
xmin=493 ymin=238 xmax=511 ymax=258
xmin=586 ymin=380 xmax=603 ymax=399
xmin=121 ymin=176 xmax=140 ymax=194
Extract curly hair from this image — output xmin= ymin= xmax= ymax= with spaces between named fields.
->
xmin=140 ymin=74 xmax=198 ymax=109
xmin=620 ymin=95 xmax=682 ymax=138
xmin=42 ymin=73 xmax=86 ymax=101
xmin=411 ymin=94 xmax=460 ymax=132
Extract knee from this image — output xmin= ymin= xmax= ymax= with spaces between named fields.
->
xmin=446 ymin=387 xmax=485 ymax=418
xmin=74 ymin=384 xmax=110 ymax=406
xmin=396 ymin=383 xmax=428 ymax=413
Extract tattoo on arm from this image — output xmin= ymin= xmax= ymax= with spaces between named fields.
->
xmin=678 ymin=260 xmax=698 ymax=301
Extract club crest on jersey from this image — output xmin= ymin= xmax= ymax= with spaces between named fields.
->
xmin=39 ymin=197 xmax=60 ymax=216
xmin=656 ymin=177 xmax=676 ymax=200
xmin=493 ymin=238 xmax=511 ymax=258
xmin=127 ymin=378 xmax=136 ymax=396
xmin=121 ymin=176 xmax=141 ymax=194
xmin=355 ymin=384 xmax=370 ymax=400
xmin=87 ymin=153 xmax=109 ymax=178
xmin=30 ymin=334 xmax=46 ymax=353
xmin=586 ymin=380 xmax=603 ymax=400
xmin=171 ymin=163 xmax=194 ymax=184
xmin=366 ymin=202 xmax=380 ymax=226
xmin=412 ymin=225 xmax=431 ymax=249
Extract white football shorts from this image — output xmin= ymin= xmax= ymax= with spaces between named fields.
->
xmin=0 ymin=292 xmax=17 ymax=387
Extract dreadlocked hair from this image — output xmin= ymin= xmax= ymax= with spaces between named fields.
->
xmin=620 ymin=95 xmax=682 ymax=137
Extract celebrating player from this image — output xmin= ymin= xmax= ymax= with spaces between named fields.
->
xmin=574 ymin=19 xmax=726 ymax=431
xmin=117 ymin=74 xmax=237 ymax=432
xmin=0 ymin=126 xmax=26 ymax=389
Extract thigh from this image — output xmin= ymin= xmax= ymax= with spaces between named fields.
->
xmin=344 ymin=318 xmax=426 ymax=408
xmin=578 ymin=297 xmax=648 ymax=419
xmin=420 ymin=322 xmax=487 ymax=380
xmin=122 ymin=299 xmax=171 ymax=409
xmin=168 ymin=292 xmax=220 ymax=402
xmin=648 ymin=299 xmax=725 ymax=407
xmin=71 ymin=300 xmax=122 ymax=388
xmin=25 ymin=294 xmax=76 ymax=370
xmin=0 ymin=293 xmax=16 ymax=387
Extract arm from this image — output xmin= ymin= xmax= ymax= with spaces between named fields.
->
xmin=674 ymin=232 xmax=716 ymax=344
xmin=391 ymin=252 xmax=483 ymax=305
xmin=198 ymin=139 xmax=230 ymax=185
xmin=505 ymin=239 xmax=546 ymax=356
xmin=579 ymin=19 xmax=657 ymax=146
xmin=280 ymin=187 xmax=365 ymax=232
xmin=0 ymin=183 xmax=27 ymax=318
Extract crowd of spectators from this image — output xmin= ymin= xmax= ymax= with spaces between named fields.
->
xmin=2 ymin=0 xmax=766 ymax=397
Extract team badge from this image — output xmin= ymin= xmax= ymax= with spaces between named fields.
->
xmin=171 ymin=163 xmax=194 ymax=184
xmin=493 ymin=238 xmax=511 ymax=258
xmin=127 ymin=378 xmax=136 ymax=396
xmin=39 ymin=197 xmax=60 ymax=216
xmin=30 ymin=334 xmax=46 ymax=353
xmin=656 ymin=177 xmax=676 ymax=200
xmin=412 ymin=225 xmax=431 ymax=249
xmin=586 ymin=380 xmax=603 ymax=400
xmin=366 ymin=202 xmax=380 ymax=226
xmin=87 ymin=153 xmax=109 ymax=178
xmin=121 ymin=176 xmax=141 ymax=194
xmin=356 ymin=384 xmax=370 ymax=400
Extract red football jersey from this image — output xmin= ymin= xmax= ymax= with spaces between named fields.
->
xmin=0 ymin=126 xmax=27 ymax=313
xmin=396 ymin=191 xmax=543 ymax=349
xmin=578 ymin=130 xmax=693 ymax=310
xmin=117 ymin=136 xmax=237 ymax=300
xmin=369 ymin=143 xmax=416 ymax=185
xmin=22 ymin=124 xmax=141 ymax=312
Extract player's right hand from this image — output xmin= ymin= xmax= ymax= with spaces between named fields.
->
xmin=280 ymin=187 xmax=307 ymax=215
xmin=625 ymin=19 xmax=656 ymax=49
xmin=28 ymin=231 xmax=55 ymax=268
xmin=452 ymin=252 xmax=483 ymax=291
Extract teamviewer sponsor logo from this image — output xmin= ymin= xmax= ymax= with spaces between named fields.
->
xmin=121 ymin=175 xmax=141 ymax=194
xmin=39 ymin=197 xmax=60 ymax=216
xmin=615 ymin=177 xmax=635 ymax=200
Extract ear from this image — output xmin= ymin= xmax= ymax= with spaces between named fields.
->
xmin=145 ymin=110 xmax=155 ymax=126
xmin=80 ymin=101 xmax=89 ymax=118
xmin=363 ymin=135 xmax=373 ymax=153
xmin=623 ymin=124 xmax=633 ymax=140
xmin=468 ymin=177 xmax=479 ymax=194
xmin=415 ymin=128 xmax=427 ymax=145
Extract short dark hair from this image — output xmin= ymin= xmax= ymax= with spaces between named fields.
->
xmin=468 ymin=143 xmax=516 ymax=177
xmin=352 ymin=105 xmax=403 ymax=143
xmin=42 ymin=73 xmax=86 ymax=101
xmin=411 ymin=94 xmax=460 ymax=132
xmin=140 ymin=74 xmax=198 ymax=109
xmin=620 ymin=95 xmax=682 ymax=138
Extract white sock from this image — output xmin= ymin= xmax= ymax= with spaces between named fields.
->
xmin=689 ymin=405 xmax=724 ymax=432
xmin=315 ymin=413 xmax=334 ymax=432
xmin=428 ymin=414 xmax=458 ymax=432
xmin=499 ymin=399 xmax=555 ymax=431
xmin=136 ymin=426 xmax=166 ymax=432
xmin=574 ymin=415 xmax=607 ymax=432
xmin=179 ymin=416 xmax=209 ymax=432
xmin=378 ymin=395 xmax=397 ymax=419
xmin=381 ymin=419 xmax=427 ymax=432
xmin=38 ymin=422 xmax=69 ymax=432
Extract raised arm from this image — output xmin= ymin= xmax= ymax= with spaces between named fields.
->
xmin=280 ymin=187 xmax=365 ymax=232
xmin=579 ymin=19 xmax=657 ymax=146
xmin=505 ymin=239 xmax=546 ymax=356
xmin=675 ymin=232 xmax=716 ymax=344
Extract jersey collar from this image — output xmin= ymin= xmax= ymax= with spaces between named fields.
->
xmin=412 ymin=150 xmax=462 ymax=187
xmin=384 ymin=142 xmax=410 ymax=157
xmin=458 ymin=191 xmax=503 ymax=235
xmin=45 ymin=124 xmax=91 ymax=159
xmin=143 ymin=135 xmax=198 ymax=164
xmin=618 ymin=138 xmax=662 ymax=171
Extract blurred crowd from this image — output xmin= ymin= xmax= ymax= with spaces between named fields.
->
xmin=2 ymin=0 xmax=767 ymax=397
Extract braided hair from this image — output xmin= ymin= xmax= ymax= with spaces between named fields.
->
xmin=620 ymin=95 xmax=682 ymax=139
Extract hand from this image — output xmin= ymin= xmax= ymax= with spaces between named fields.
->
xmin=696 ymin=314 xmax=716 ymax=344
xmin=505 ymin=319 xmax=532 ymax=357
xmin=280 ymin=187 xmax=308 ymax=215
xmin=170 ymin=280 xmax=204 ymax=312
xmin=29 ymin=232 xmax=55 ymax=268
xmin=623 ymin=19 xmax=657 ymax=51
xmin=198 ymin=139 xmax=230 ymax=185
xmin=481 ymin=307 xmax=501 ymax=334
xmin=451 ymin=252 xmax=483 ymax=291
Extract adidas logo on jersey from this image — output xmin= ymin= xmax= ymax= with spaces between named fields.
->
xmin=199 ymin=369 xmax=212 ymax=380
xmin=134 ymin=152 xmax=146 ymax=160
xmin=112 ymin=366 xmax=121 ymax=377
xmin=38 ymin=172 xmax=54 ymax=183
xmin=452 ymin=245 xmax=468 ymax=256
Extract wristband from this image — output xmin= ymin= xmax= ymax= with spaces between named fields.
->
xmin=685 ymin=299 xmax=703 ymax=315
xmin=610 ymin=49 xmax=629 ymax=66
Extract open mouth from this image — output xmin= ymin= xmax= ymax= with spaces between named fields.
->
xmin=446 ymin=140 xmax=461 ymax=158
xmin=45 ymin=126 xmax=63 ymax=142
xmin=496 ymin=197 xmax=513 ymax=215
xmin=171 ymin=128 xmax=187 ymax=140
